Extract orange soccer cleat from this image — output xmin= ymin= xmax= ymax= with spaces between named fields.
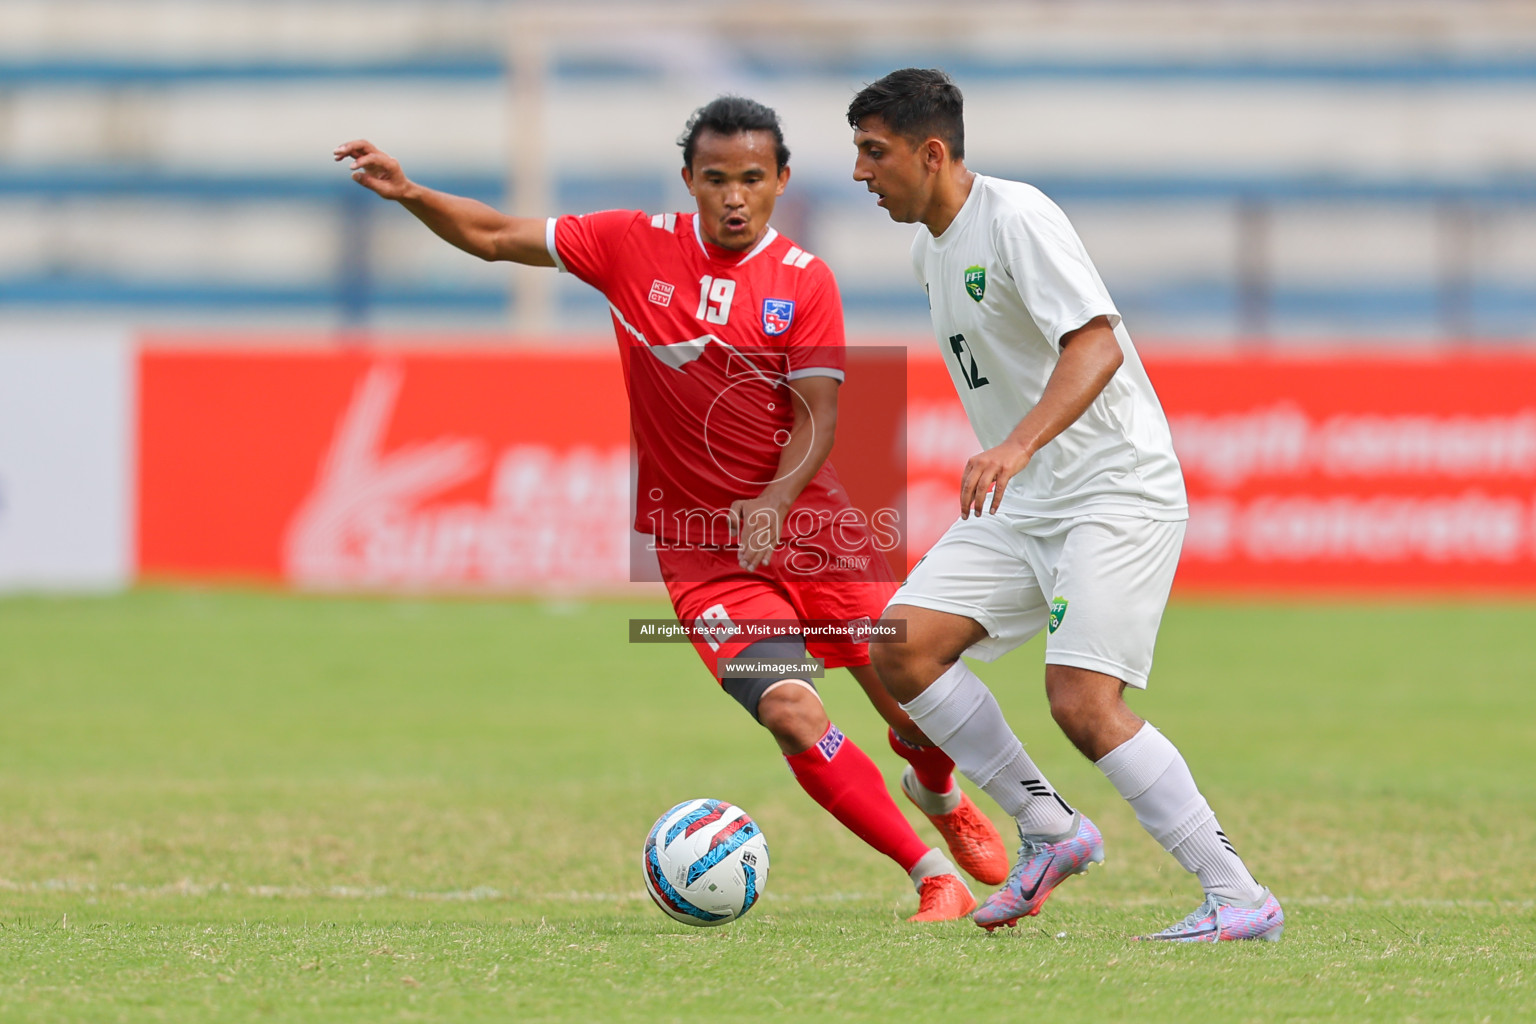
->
xmin=901 ymin=766 xmax=1010 ymax=885
xmin=907 ymin=873 xmax=977 ymax=922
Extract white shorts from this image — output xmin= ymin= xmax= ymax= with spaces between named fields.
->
xmin=888 ymin=513 xmax=1185 ymax=689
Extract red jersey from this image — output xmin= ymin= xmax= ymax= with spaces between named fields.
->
xmin=551 ymin=210 xmax=853 ymax=546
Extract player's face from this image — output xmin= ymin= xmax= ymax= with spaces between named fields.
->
xmin=683 ymin=129 xmax=790 ymax=251
xmin=851 ymin=116 xmax=931 ymax=225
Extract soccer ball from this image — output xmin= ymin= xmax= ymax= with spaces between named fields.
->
xmin=642 ymin=798 xmax=769 ymax=927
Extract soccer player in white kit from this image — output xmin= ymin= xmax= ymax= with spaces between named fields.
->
xmin=849 ymin=68 xmax=1284 ymax=941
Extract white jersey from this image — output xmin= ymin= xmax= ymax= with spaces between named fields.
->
xmin=912 ymin=174 xmax=1187 ymax=521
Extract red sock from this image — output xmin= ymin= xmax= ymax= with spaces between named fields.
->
xmin=785 ymin=724 xmax=931 ymax=873
xmin=888 ymin=727 xmax=956 ymax=795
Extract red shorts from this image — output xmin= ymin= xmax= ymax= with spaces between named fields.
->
xmin=656 ymin=545 xmax=898 ymax=680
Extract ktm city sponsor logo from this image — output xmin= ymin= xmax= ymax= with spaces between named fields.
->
xmin=816 ymin=725 xmax=845 ymax=762
xmin=648 ymin=280 xmax=675 ymax=307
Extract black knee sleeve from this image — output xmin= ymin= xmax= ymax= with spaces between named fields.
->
xmin=720 ymin=636 xmax=816 ymax=722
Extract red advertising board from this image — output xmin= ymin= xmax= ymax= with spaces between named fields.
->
xmin=138 ymin=343 xmax=906 ymax=590
xmin=138 ymin=344 xmax=1536 ymax=593
xmin=1157 ymin=353 xmax=1536 ymax=592
xmin=139 ymin=347 xmax=632 ymax=588
xmin=908 ymin=351 xmax=1536 ymax=593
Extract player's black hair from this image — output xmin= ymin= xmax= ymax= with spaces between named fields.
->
xmin=678 ymin=95 xmax=791 ymax=171
xmin=846 ymin=67 xmax=965 ymax=159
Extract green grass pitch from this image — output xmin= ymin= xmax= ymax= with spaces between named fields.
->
xmin=1 ymin=589 xmax=1532 ymax=1021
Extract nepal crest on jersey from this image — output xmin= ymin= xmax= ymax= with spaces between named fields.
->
xmin=761 ymin=298 xmax=795 ymax=336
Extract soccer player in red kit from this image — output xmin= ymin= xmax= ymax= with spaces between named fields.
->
xmin=335 ymin=96 xmax=1005 ymax=920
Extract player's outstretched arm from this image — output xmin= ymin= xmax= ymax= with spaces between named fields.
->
xmin=959 ymin=315 xmax=1124 ymax=517
xmin=333 ymin=140 xmax=554 ymax=267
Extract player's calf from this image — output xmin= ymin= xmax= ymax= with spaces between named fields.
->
xmin=756 ymin=683 xmax=831 ymax=754
xmin=1043 ymin=663 xmax=1145 ymax=762
xmin=868 ymin=603 xmax=986 ymax=704
xmin=866 ymin=635 xmax=938 ymax=704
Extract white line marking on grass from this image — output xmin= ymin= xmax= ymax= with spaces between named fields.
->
xmin=1 ymin=879 xmax=1529 ymax=911
xmin=0 ymin=879 xmax=512 ymax=901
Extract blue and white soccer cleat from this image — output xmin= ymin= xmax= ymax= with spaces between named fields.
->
xmin=973 ymin=812 xmax=1104 ymax=931
xmin=1137 ymin=889 xmax=1285 ymax=942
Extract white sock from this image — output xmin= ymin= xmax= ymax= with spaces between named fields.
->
xmin=906 ymin=847 xmax=961 ymax=890
xmin=900 ymin=660 xmax=1076 ymax=838
xmin=1096 ymin=722 xmax=1264 ymax=903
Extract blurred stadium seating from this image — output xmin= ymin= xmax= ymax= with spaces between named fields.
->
xmin=3 ymin=0 xmax=1536 ymax=343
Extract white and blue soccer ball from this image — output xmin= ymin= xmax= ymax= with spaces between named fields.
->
xmin=642 ymin=798 xmax=769 ymax=927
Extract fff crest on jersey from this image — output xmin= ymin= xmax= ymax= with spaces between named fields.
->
xmin=964 ymin=266 xmax=987 ymax=302
xmin=761 ymin=298 xmax=795 ymax=336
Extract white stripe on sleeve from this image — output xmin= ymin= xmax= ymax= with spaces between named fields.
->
xmin=786 ymin=367 xmax=845 ymax=382
xmin=546 ymin=218 xmax=568 ymax=273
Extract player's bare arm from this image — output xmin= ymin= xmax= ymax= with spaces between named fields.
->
xmin=333 ymin=139 xmax=554 ymax=266
xmin=959 ymin=315 xmax=1123 ymax=517
xmin=729 ymin=375 xmax=839 ymax=572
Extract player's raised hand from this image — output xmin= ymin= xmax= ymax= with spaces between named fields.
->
xmin=333 ymin=140 xmax=413 ymax=201
xmin=959 ymin=441 xmax=1030 ymax=517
